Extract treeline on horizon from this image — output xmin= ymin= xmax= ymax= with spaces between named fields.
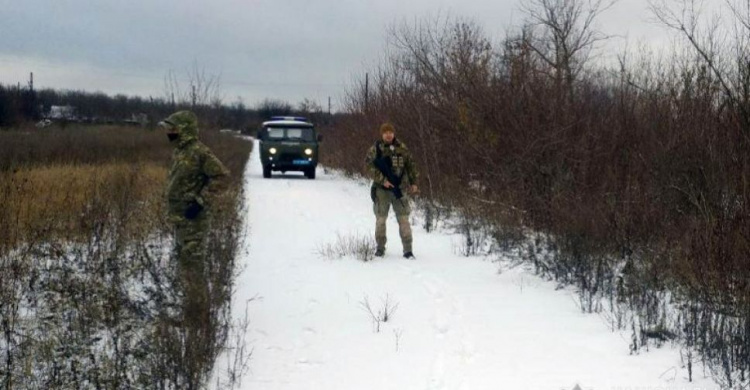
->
xmin=322 ymin=0 xmax=750 ymax=387
xmin=0 ymin=81 xmax=331 ymax=131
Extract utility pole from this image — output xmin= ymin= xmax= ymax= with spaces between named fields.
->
xmin=28 ymin=72 xmax=36 ymax=119
xmin=328 ymin=96 xmax=331 ymax=115
xmin=365 ymin=73 xmax=369 ymax=113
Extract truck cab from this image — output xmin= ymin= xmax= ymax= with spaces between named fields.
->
xmin=258 ymin=116 xmax=322 ymax=179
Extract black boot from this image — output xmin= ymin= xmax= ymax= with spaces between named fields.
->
xmin=375 ymin=249 xmax=385 ymax=257
xmin=403 ymin=251 xmax=415 ymax=259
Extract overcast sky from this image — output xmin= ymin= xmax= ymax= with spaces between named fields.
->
xmin=0 ymin=0 xmax=720 ymax=111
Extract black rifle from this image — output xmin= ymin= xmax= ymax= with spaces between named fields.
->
xmin=373 ymin=154 xmax=404 ymax=199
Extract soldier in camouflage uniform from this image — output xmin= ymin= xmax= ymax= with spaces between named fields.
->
xmin=365 ymin=123 xmax=419 ymax=259
xmin=159 ymin=110 xmax=229 ymax=323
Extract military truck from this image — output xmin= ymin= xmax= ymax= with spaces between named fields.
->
xmin=257 ymin=116 xmax=322 ymax=179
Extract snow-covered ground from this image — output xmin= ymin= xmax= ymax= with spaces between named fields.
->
xmin=223 ymin=142 xmax=719 ymax=390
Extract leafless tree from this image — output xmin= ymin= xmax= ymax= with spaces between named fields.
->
xmin=520 ymin=0 xmax=618 ymax=98
xmin=650 ymin=0 xmax=750 ymax=138
xmin=256 ymin=98 xmax=293 ymax=119
xmin=164 ymin=62 xmax=223 ymax=109
xmin=298 ymin=98 xmax=323 ymax=116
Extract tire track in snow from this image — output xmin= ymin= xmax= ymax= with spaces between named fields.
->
xmin=399 ymin=262 xmax=476 ymax=389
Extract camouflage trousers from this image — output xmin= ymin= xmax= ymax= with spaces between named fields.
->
xmin=173 ymin=215 xmax=210 ymax=326
xmin=373 ymin=186 xmax=413 ymax=253
xmin=172 ymin=215 xmax=214 ymax=385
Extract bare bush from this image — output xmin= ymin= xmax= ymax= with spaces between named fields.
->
xmin=316 ymin=233 xmax=377 ymax=262
xmin=360 ymin=294 xmax=400 ymax=333
xmin=450 ymin=214 xmax=493 ymax=257
xmin=393 ymin=328 xmax=403 ymax=352
xmin=213 ymin=298 xmax=254 ymax=390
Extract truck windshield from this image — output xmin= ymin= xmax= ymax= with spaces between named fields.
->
xmin=266 ymin=127 xmax=314 ymax=142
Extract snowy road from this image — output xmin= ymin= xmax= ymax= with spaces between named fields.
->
xmin=223 ymin=142 xmax=717 ymax=390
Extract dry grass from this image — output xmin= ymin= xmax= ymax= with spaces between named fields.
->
xmin=316 ymin=233 xmax=377 ymax=262
xmin=2 ymin=163 xmax=167 ymax=247
xmin=0 ymin=125 xmax=171 ymax=169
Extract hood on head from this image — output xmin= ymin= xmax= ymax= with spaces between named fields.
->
xmin=164 ymin=110 xmax=199 ymax=144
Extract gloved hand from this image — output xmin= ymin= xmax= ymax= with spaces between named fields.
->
xmin=184 ymin=201 xmax=204 ymax=220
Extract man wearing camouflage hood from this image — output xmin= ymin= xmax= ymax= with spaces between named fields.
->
xmin=159 ymin=110 xmax=229 ymax=322
xmin=365 ymin=122 xmax=419 ymax=259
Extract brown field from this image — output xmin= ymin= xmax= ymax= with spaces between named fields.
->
xmin=0 ymin=125 xmax=249 ymax=249
xmin=2 ymin=163 xmax=166 ymax=246
xmin=0 ymin=124 xmax=252 ymax=389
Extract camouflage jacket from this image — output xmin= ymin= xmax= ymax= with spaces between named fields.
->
xmin=365 ymin=138 xmax=419 ymax=188
xmin=166 ymin=111 xmax=229 ymax=221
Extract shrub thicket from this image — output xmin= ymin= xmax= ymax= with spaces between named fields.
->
xmin=321 ymin=3 xmax=750 ymax=386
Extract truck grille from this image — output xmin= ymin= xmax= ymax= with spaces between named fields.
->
xmin=279 ymin=153 xmax=302 ymax=162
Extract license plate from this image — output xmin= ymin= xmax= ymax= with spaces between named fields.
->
xmin=293 ymin=160 xmax=311 ymax=165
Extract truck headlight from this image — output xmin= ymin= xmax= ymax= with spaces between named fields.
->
xmin=304 ymin=148 xmax=313 ymax=156
xmin=269 ymin=147 xmax=277 ymax=154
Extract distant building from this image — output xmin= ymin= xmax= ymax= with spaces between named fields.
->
xmin=130 ymin=113 xmax=148 ymax=126
xmin=48 ymin=105 xmax=76 ymax=120
xmin=123 ymin=113 xmax=148 ymax=126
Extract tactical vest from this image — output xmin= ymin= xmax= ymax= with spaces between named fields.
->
xmin=376 ymin=140 xmax=407 ymax=178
